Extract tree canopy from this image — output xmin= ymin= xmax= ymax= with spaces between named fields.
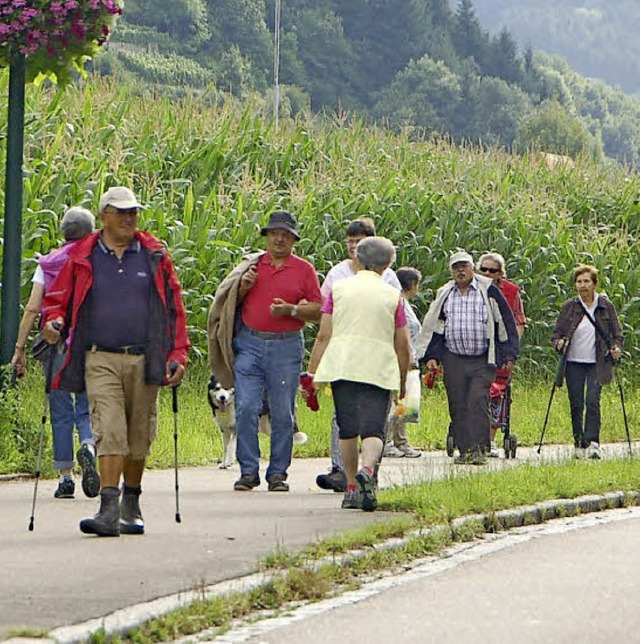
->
xmin=97 ymin=0 xmax=640 ymax=168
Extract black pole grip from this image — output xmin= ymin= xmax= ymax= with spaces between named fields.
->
xmin=169 ymin=360 xmax=179 ymax=412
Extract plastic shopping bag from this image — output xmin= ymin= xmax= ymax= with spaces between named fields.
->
xmin=402 ymin=368 xmax=421 ymax=424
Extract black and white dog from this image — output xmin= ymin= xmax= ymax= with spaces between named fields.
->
xmin=207 ymin=376 xmax=307 ymax=469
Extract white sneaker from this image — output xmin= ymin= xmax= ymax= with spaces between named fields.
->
xmin=293 ymin=431 xmax=308 ymax=446
xmin=489 ymin=441 xmax=499 ymax=458
xmin=574 ymin=447 xmax=586 ymax=459
xmin=383 ymin=443 xmax=405 ymax=458
xmin=398 ymin=445 xmax=422 ymax=458
xmin=587 ymin=441 xmax=602 ymax=459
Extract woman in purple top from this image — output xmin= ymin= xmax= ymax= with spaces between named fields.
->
xmin=11 ymin=207 xmax=100 ymax=500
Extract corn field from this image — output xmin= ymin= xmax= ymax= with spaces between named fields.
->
xmin=1 ymin=73 xmax=639 ymax=380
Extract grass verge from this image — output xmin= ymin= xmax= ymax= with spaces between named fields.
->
xmin=4 ymin=363 xmax=638 ymax=475
xmin=84 ymin=456 xmax=640 ymax=643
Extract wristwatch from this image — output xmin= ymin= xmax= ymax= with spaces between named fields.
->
xmin=290 ymin=305 xmax=299 ymax=317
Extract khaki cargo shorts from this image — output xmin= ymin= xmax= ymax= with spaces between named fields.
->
xmin=85 ymin=351 xmax=160 ymax=459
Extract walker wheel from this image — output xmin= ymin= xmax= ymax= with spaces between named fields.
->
xmin=446 ymin=433 xmax=455 ymax=458
xmin=503 ymin=435 xmax=511 ymax=459
xmin=509 ymin=434 xmax=518 ymax=459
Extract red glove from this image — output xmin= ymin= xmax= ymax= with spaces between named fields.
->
xmin=422 ymin=366 xmax=441 ymax=389
xmin=299 ymin=373 xmax=319 ymax=411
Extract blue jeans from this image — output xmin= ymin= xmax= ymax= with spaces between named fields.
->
xmin=45 ymin=348 xmax=93 ymax=470
xmin=565 ymin=361 xmax=602 ymax=447
xmin=233 ymin=327 xmax=303 ymax=480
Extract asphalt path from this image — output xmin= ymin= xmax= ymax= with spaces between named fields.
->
xmin=228 ymin=507 xmax=640 ymax=644
xmin=0 ymin=443 xmax=635 ymax=642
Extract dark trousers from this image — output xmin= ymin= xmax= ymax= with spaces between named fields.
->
xmin=565 ymin=361 xmax=601 ymax=447
xmin=443 ymin=350 xmax=496 ymax=455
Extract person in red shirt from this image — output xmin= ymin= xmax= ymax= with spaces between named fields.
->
xmin=232 ymin=211 xmax=321 ymax=492
xmin=477 ymin=252 xmax=526 ymax=457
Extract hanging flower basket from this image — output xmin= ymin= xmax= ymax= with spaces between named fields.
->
xmin=0 ymin=0 xmax=123 ymax=84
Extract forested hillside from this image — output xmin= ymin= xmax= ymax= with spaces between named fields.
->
xmin=471 ymin=0 xmax=640 ymax=95
xmin=96 ymin=0 xmax=640 ymax=168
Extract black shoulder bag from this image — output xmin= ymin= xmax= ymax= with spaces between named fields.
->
xmin=578 ymin=300 xmax=618 ymax=364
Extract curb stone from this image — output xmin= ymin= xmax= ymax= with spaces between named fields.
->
xmin=31 ymin=490 xmax=640 ymax=644
xmin=0 ymin=473 xmax=32 ymax=482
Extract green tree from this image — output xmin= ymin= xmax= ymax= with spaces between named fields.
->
xmin=470 ymin=77 xmax=531 ymax=148
xmin=337 ymin=0 xmax=430 ymax=106
xmin=125 ymin=0 xmax=210 ymax=51
xmin=452 ymin=0 xmax=488 ymax=73
xmin=486 ymin=28 xmax=523 ymax=85
xmin=514 ymin=99 xmax=601 ymax=159
xmin=215 ymin=45 xmax=255 ymax=97
xmin=602 ymin=112 xmax=640 ymax=168
xmin=209 ymin=0 xmax=273 ymax=90
xmin=374 ymin=56 xmax=461 ymax=134
xmin=289 ymin=7 xmax=358 ymax=109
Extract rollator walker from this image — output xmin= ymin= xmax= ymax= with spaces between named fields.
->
xmin=446 ymin=368 xmax=517 ymax=459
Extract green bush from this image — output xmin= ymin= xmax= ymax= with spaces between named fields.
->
xmin=0 ymin=366 xmax=48 ymax=475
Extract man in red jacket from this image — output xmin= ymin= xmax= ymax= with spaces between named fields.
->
xmin=42 ymin=186 xmax=190 ymax=537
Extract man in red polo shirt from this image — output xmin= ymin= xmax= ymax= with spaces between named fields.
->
xmin=232 ymin=211 xmax=321 ymax=492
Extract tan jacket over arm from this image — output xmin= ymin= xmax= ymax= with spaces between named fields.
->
xmin=207 ymin=252 xmax=263 ymax=388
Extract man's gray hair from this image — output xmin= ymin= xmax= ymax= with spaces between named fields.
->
xmin=356 ymin=236 xmax=396 ymax=272
xmin=61 ymin=207 xmax=95 ymax=241
xmin=477 ymin=252 xmax=506 ymax=277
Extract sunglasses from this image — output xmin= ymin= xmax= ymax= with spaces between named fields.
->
xmin=480 ymin=266 xmax=500 ymax=274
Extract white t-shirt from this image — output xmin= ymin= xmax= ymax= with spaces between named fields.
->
xmin=320 ymin=259 xmax=401 ymax=301
xmin=567 ymin=295 xmax=598 ymax=363
xmin=32 ymin=265 xmax=45 ymax=285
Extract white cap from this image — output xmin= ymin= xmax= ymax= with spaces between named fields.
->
xmin=449 ymin=251 xmax=474 ymax=268
xmin=99 ymin=187 xmax=144 ymax=213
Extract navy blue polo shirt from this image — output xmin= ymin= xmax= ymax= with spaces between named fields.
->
xmin=88 ymin=236 xmax=152 ymax=348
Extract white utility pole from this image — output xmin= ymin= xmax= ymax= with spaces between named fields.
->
xmin=273 ymin=0 xmax=281 ymax=132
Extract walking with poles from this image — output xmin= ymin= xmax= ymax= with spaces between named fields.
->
xmin=549 ymin=264 xmax=624 ymax=459
xmin=41 ymin=187 xmax=190 ymax=537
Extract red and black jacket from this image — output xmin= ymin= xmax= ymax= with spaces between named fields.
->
xmin=42 ymin=231 xmax=190 ymax=392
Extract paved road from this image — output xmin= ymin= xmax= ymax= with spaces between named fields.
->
xmin=231 ymin=507 xmax=640 ymax=644
xmin=0 ymin=443 xmax=634 ymax=642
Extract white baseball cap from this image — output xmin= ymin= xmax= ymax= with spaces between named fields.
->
xmin=449 ymin=251 xmax=474 ymax=268
xmin=99 ymin=187 xmax=144 ymax=212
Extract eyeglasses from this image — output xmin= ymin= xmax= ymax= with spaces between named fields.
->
xmin=106 ymin=207 xmax=138 ymax=217
xmin=479 ymin=266 xmax=500 ymax=274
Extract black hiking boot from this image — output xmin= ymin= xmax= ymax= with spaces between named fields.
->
xmin=79 ymin=487 xmax=121 ymax=537
xmin=316 ymin=467 xmax=347 ymax=493
xmin=120 ymin=484 xmax=144 ymax=535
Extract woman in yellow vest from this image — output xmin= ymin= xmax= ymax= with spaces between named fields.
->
xmin=305 ymin=237 xmax=411 ymax=512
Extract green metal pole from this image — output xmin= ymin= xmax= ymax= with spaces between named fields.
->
xmin=1 ymin=54 xmax=26 ymax=366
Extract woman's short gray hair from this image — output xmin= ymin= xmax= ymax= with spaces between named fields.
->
xmin=356 ymin=236 xmax=396 ymax=272
xmin=61 ymin=207 xmax=95 ymax=241
xmin=477 ymin=252 xmax=506 ymax=277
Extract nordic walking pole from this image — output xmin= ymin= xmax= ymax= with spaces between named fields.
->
xmin=537 ymin=352 xmax=566 ymax=454
xmin=28 ymin=338 xmax=57 ymax=532
xmin=169 ymin=361 xmax=181 ymax=523
xmin=614 ymin=364 xmax=632 ymax=456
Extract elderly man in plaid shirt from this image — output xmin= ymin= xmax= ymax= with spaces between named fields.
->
xmin=417 ymin=251 xmax=519 ymax=464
